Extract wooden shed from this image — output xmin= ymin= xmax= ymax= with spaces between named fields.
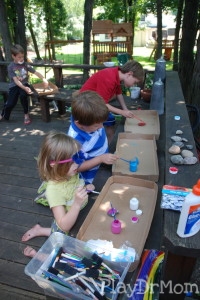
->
xmin=92 ymin=20 xmax=133 ymax=64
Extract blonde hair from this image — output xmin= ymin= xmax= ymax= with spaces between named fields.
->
xmin=71 ymin=91 xmax=109 ymax=125
xmin=11 ymin=44 xmax=24 ymax=56
xmin=119 ymin=60 xmax=145 ymax=83
xmin=37 ymin=130 xmax=80 ymax=181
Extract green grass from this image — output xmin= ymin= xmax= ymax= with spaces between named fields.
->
xmin=55 ymin=46 xmax=173 ymax=70
xmin=31 ymin=46 xmax=173 ymax=83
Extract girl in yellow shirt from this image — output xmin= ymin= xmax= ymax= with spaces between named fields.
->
xmin=22 ymin=130 xmax=94 ymax=257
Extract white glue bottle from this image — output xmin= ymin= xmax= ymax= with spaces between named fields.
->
xmin=177 ymin=179 xmax=200 ymax=238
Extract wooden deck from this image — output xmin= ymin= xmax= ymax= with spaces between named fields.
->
xmin=1 ymin=72 xmax=199 ymax=300
xmin=0 ymin=98 xmax=73 ymax=299
xmin=0 ymin=91 xmax=165 ymax=299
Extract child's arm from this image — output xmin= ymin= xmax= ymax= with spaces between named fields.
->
xmin=107 ymin=94 xmax=135 ymax=118
xmin=51 ymin=186 xmax=88 ymax=232
xmin=13 ymin=76 xmax=33 ymax=94
xmin=34 ymin=71 xmax=49 ymax=88
xmin=77 ymin=153 xmax=119 ymax=172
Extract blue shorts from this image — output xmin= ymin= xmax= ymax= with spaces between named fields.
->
xmin=103 ymin=112 xmax=116 ymax=126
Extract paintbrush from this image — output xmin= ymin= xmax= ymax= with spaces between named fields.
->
xmin=86 ymin=189 xmax=100 ymax=194
xmin=91 ymin=253 xmax=120 ymax=279
xmin=75 ymin=277 xmax=106 ymax=300
xmin=64 ymin=267 xmax=99 ymax=281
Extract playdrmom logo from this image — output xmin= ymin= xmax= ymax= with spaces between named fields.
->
xmin=101 ymin=278 xmax=199 ymax=297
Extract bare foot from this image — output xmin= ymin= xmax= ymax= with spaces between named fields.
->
xmin=21 ymin=224 xmax=42 ymax=242
xmin=23 ymin=246 xmax=37 ymax=258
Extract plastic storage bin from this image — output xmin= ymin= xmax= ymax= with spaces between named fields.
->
xmin=25 ymin=232 xmax=131 ymax=300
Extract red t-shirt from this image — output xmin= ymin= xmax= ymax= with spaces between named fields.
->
xmin=80 ymin=67 xmax=122 ymax=103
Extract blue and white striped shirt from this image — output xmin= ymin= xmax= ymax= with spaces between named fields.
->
xmin=68 ymin=117 xmax=108 ymax=184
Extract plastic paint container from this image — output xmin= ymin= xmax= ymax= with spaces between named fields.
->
xmin=111 ymin=219 xmax=122 ymax=234
xmin=131 ymin=216 xmax=139 ymax=223
xmin=129 ymin=158 xmax=139 ymax=172
xmin=130 ymin=198 xmax=139 ymax=210
xmin=169 ymin=167 xmax=178 ymax=174
xmin=130 ymin=87 xmax=141 ymax=99
xmin=136 ymin=209 xmax=143 ymax=216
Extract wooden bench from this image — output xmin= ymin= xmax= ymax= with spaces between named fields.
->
xmin=160 ymin=71 xmax=200 ymax=300
xmin=39 ymin=88 xmax=74 ymax=122
xmin=0 ymin=82 xmax=9 ymax=102
xmin=0 ymin=82 xmax=73 ymax=122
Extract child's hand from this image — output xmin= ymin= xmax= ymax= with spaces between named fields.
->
xmin=74 ymin=186 xmax=88 ymax=207
xmin=122 ymin=110 xmax=135 ymax=118
xmin=101 ymin=153 xmax=119 ymax=165
xmin=24 ymin=86 xmax=33 ymax=94
xmin=85 ymin=184 xmax=95 ymax=192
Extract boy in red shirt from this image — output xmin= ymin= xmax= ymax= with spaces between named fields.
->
xmin=80 ymin=60 xmax=144 ymax=142
xmin=80 ymin=60 xmax=144 ymax=118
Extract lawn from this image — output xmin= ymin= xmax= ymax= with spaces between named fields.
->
xmin=28 ymin=45 xmax=173 ymax=85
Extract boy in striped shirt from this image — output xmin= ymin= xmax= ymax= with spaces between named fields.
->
xmin=68 ymin=91 xmax=118 ymax=184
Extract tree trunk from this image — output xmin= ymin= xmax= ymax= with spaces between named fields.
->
xmin=188 ymin=31 xmax=200 ymax=137
xmin=28 ymin=20 xmax=42 ymax=60
xmin=44 ymin=0 xmax=56 ymax=61
xmin=178 ymin=0 xmax=199 ymax=100
xmin=83 ymin=0 xmax=94 ymax=83
xmin=189 ymin=31 xmax=200 ymax=107
xmin=156 ymin=0 xmax=163 ymax=59
xmin=0 ymin=0 xmax=12 ymax=60
xmin=15 ymin=0 xmax=27 ymax=55
xmin=173 ymin=0 xmax=184 ymax=71
xmin=0 ymin=47 xmax=7 ymax=81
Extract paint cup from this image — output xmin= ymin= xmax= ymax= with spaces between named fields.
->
xmin=111 ymin=219 xmax=122 ymax=234
xmin=129 ymin=158 xmax=139 ymax=172
xmin=130 ymin=197 xmax=139 ymax=210
xmin=130 ymin=87 xmax=141 ymax=99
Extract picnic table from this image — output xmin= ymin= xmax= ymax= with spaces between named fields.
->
xmin=0 ymin=60 xmax=105 ymax=87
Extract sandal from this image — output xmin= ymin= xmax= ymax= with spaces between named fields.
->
xmin=24 ymin=118 xmax=31 ymax=125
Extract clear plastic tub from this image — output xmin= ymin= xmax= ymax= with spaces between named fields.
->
xmin=25 ymin=232 xmax=131 ymax=300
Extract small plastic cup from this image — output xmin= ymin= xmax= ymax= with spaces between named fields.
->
xmin=130 ymin=197 xmax=139 ymax=210
xmin=169 ymin=167 xmax=178 ymax=174
xmin=111 ymin=219 xmax=122 ymax=234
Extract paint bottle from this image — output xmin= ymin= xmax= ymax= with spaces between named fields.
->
xmin=153 ymin=56 xmax=166 ymax=84
xmin=130 ymin=197 xmax=139 ymax=210
xmin=177 ymin=179 xmax=200 ymax=238
xmin=129 ymin=157 xmax=139 ymax=172
xmin=150 ymin=78 xmax=164 ymax=115
xmin=111 ymin=219 xmax=122 ymax=234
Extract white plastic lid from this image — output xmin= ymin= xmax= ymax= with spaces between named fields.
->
xmin=136 ymin=209 xmax=143 ymax=216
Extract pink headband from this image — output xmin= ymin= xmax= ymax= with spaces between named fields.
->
xmin=50 ymin=158 xmax=73 ymax=166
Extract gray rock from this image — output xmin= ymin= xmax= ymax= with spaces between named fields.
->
xmin=170 ymin=155 xmax=184 ymax=165
xmin=181 ymin=149 xmax=194 ymax=158
xmin=171 ymin=136 xmax=182 ymax=142
xmin=186 ymin=144 xmax=194 ymax=150
xmin=183 ymin=156 xmax=198 ymax=165
xmin=176 ymin=130 xmax=183 ymax=135
xmin=182 ymin=138 xmax=188 ymax=142
xmin=169 ymin=145 xmax=181 ymax=154
xmin=173 ymin=141 xmax=185 ymax=148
